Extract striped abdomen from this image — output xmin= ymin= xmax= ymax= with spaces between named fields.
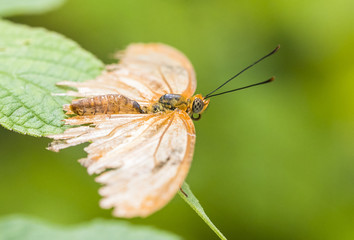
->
xmin=68 ymin=94 xmax=142 ymax=116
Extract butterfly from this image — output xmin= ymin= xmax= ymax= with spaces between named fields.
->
xmin=47 ymin=43 xmax=279 ymax=218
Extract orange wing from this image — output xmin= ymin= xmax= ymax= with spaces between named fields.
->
xmin=48 ymin=110 xmax=195 ymax=218
xmin=56 ymin=43 xmax=196 ymax=105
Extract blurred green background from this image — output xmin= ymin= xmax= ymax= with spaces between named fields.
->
xmin=1 ymin=0 xmax=354 ymax=239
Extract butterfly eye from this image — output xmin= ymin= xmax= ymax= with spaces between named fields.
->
xmin=192 ymin=98 xmax=204 ymax=114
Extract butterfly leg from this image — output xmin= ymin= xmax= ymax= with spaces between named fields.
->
xmin=179 ymin=187 xmax=188 ymax=197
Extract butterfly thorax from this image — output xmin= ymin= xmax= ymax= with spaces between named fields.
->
xmin=142 ymin=93 xmax=210 ymax=116
xmin=142 ymin=94 xmax=190 ymax=114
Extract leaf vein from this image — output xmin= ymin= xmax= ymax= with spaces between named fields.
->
xmin=0 ymin=83 xmax=54 ymax=128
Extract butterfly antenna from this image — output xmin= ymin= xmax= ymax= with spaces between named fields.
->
xmin=204 ymin=45 xmax=280 ymax=99
xmin=204 ymin=77 xmax=274 ymax=99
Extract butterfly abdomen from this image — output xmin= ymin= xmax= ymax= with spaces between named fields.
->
xmin=69 ymin=94 xmax=142 ymax=116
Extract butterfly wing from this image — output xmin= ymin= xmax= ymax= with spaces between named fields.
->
xmin=56 ymin=43 xmax=197 ymax=104
xmin=48 ymin=110 xmax=195 ymax=218
xmin=49 ymin=43 xmax=198 ymax=217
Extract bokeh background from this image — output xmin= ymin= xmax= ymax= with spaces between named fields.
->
xmin=1 ymin=0 xmax=354 ymax=239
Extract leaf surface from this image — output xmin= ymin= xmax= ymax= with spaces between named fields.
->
xmin=0 ymin=215 xmax=182 ymax=240
xmin=0 ymin=0 xmax=66 ymax=17
xmin=0 ymin=20 xmax=104 ymax=136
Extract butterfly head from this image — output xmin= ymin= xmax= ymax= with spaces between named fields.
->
xmin=189 ymin=94 xmax=209 ymax=120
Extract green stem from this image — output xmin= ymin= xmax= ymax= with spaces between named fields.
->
xmin=179 ymin=182 xmax=227 ymax=240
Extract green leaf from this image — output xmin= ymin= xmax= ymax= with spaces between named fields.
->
xmin=179 ymin=183 xmax=227 ymax=240
xmin=0 ymin=20 xmax=104 ymax=137
xmin=0 ymin=215 xmax=182 ymax=240
xmin=0 ymin=0 xmax=66 ymax=17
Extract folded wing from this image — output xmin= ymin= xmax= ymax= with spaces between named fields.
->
xmin=48 ymin=110 xmax=195 ymax=218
